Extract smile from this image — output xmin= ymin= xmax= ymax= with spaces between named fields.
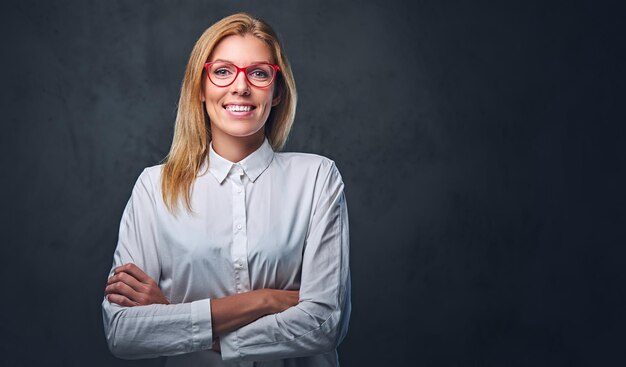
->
xmin=224 ymin=104 xmax=255 ymax=112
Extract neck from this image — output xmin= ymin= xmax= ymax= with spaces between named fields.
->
xmin=211 ymin=129 xmax=265 ymax=163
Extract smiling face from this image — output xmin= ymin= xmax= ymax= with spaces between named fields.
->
xmin=202 ymin=34 xmax=280 ymax=144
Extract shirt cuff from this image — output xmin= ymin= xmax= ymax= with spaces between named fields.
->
xmin=190 ymin=299 xmax=213 ymax=351
xmin=220 ymin=330 xmax=241 ymax=361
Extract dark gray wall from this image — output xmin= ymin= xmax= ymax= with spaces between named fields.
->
xmin=1 ymin=0 xmax=624 ymax=366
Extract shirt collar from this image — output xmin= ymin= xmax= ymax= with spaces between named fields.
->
xmin=208 ymin=138 xmax=274 ymax=184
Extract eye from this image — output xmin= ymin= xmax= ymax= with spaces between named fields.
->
xmin=209 ymin=62 xmax=236 ymax=79
xmin=213 ymin=68 xmax=233 ymax=78
xmin=248 ymin=67 xmax=271 ymax=80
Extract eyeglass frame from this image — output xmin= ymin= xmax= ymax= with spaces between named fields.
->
xmin=204 ymin=61 xmax=281 ymax=89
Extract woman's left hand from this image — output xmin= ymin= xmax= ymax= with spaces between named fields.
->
xmin=105 ymin=263 xmax=170 ymax=307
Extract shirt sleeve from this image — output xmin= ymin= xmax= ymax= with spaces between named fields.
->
xmin=220 ymin=161 xmax=351 ymax=361
xmin=101 ymin=168 xmax=214 ymax=359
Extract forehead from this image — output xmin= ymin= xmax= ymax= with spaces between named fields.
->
xmin=210 ymin=34 xmax=274 ymax=64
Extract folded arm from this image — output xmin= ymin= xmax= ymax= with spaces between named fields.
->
xmin=102 ymin=169 xmax=211 ymax=359
xmin=105 ymin=263 xmax=298 ymax=344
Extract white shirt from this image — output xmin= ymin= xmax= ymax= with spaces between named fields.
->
xmin=102 ymin=138 xmax=351 ymax=366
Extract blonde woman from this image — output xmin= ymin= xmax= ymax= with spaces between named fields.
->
xmin=102 ymin=13 xmax=351 ymax=366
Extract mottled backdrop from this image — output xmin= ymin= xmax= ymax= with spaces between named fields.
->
xmin=1 ymin=0 xmax=624 ymax=366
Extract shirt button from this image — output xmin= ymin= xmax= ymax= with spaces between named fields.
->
xmin=237 ymin=188 xmax=242 ymax=193
xmin=237 ymin=223 xmax=242 ymax=230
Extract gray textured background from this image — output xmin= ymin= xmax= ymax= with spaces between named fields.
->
xmin=1 ymin=0 xmax=624 ymax=366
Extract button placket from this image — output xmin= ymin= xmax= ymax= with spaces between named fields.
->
xmin=230 ymin=166 xmax=251 ymax=293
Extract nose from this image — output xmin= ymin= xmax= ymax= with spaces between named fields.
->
xmin=230 ymin=69 xmax=251 ymax=95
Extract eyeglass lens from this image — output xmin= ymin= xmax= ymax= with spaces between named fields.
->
xmin=208 ymin=62 xmax=276 ymax=88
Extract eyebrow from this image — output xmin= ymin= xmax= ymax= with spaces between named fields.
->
xmin=210 ymin=58 xmax=272 ymax=65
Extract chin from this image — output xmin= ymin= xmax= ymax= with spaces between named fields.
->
xmin=218 ymin=124 xmax=265 ymax=139
xmin=229 ymin=130 xmax=262 ymax=138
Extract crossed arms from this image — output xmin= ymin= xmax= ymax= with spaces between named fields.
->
xmin=105 ymin=263 xmax=299 ymax=351
xmin=101 ymin=164 xmax=350 ymax=361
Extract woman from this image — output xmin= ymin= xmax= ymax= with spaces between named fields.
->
xmin=102 ymin=12 xmax=351 ymax=366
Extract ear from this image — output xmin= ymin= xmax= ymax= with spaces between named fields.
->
xmin=200 ymin=92 xmax=206 ymax=102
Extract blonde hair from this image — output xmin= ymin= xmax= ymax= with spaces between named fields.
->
xmin=161 ymin=13 xmax=297 ymax=213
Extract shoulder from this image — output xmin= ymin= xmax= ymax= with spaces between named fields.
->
xmin=132 ymin=164 xmax=165 ymax=198
xmin=139 ymin=164 xmax=164 ymax=181
xmin=272 ymin=151 xmax=344 ymax=192
xmin=273 ymin=151 xmax=341 ymax=178
xmin=135 ymin=163 xmax=164 ymax=184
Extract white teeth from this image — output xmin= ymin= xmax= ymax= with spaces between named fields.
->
xmin=226 ymin=105 xmax=252 ymax=112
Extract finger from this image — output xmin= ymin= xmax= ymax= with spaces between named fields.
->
xmin=107 ymin=293 xmax=139 ymax=307
xmin=114 ymin=263 xmax=153 ymax=284
xmin=106 ymin=274 xmax=118 ymax=286
xmin=105 ymin=281 xmax=142 ymax=303
xmin=107 ymin=271 xmax=146 ymax=293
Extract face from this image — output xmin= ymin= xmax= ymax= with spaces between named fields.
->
xmin=202 ymin=34 xmax=280 ymax=141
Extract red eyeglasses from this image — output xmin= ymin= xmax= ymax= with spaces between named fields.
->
xmin=204 ymin=61 xmax=280 ymax=88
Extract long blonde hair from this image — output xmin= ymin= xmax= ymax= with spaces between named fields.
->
xmin=161 ymin=13 xmax=297 ymax=214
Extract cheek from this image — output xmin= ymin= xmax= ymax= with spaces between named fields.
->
xmin=203 ymin=89 xmax=225 ymax=113
xmin=260 ymin=89 xmax=276 ymax=108
xmin=204 ymin=82 xmax=225 ymax=100
xmin=204 ymin=89 xmax=218 ymax=103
